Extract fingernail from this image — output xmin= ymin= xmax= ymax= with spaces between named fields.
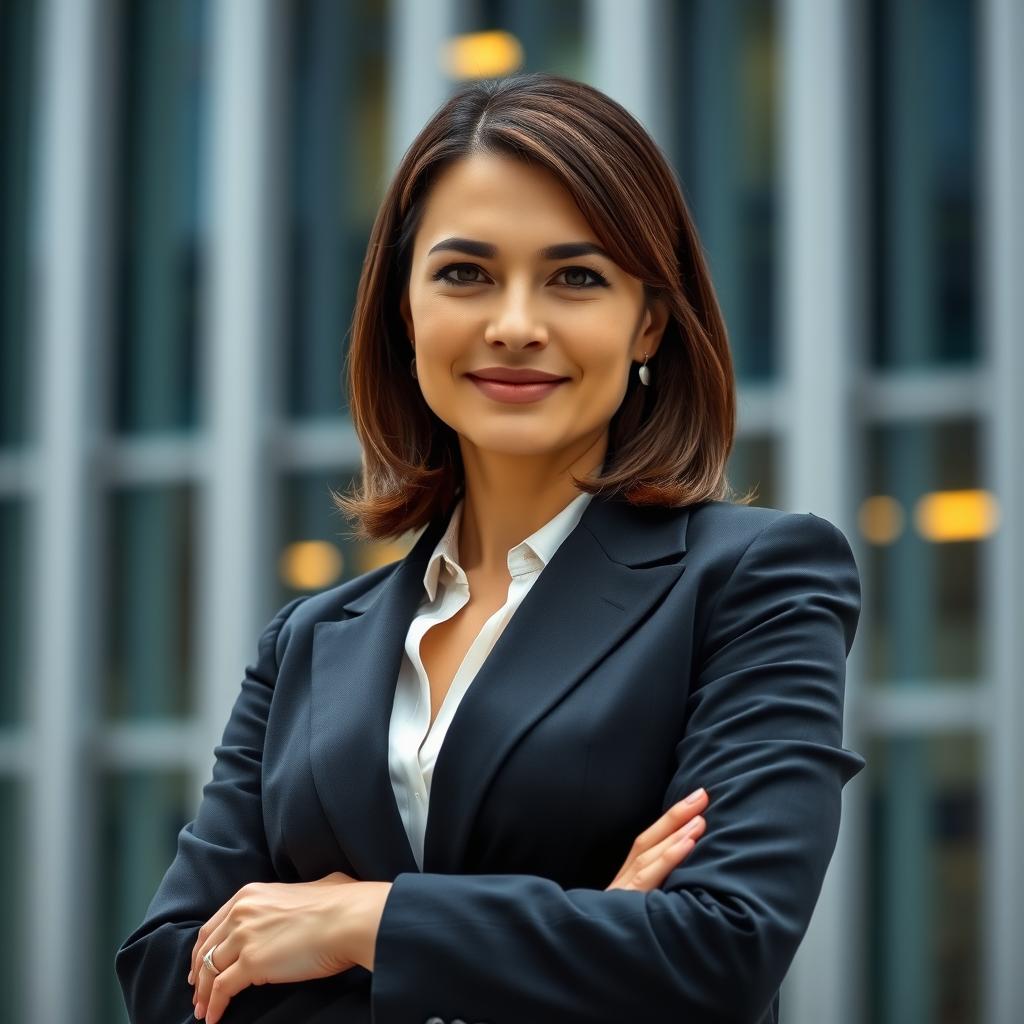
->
xmin=195 ymin=1005 xmax=205 ymax=1019
xmin=188 ymin=971 xmax=193 ymax=985
xmin=684 ymin=787 xmax=706 ymax=804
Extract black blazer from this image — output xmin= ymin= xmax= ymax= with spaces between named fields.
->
xmin=115 ymin=493 xmax=866 ymax=1024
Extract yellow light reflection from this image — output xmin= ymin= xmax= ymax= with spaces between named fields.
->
xmin=358 ymin=540 xmax=413 ymax=574
xmin=442 ymin=31 xmax=524 ymax=80
xmin=915 ymin=489 xmax=1000 ymax=542
xmin=859 ymin=495 xmax=905 ymax=545
xmin=279 ymin=541 xmax=344 ymax=591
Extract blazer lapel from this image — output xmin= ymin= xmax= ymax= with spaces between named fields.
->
xmin=309 ymin=490 xmax=691 ymax=880
xmin=310 ymin=515 xmax=446 ymax=880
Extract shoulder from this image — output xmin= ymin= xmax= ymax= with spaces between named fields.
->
xmin=683 ymin=501 xmax=861 ymax=620
xmin=687 ymin=502 xmax=862 ymax=659
xmin=685 ymin=500 xmax=857 ymax=563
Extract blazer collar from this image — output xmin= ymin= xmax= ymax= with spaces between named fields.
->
xmin=309 ymin=489 xmax=691 ymax=879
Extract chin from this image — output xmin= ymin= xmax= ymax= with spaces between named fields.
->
xmin=463 ymin=431 xmax=570 ymax=458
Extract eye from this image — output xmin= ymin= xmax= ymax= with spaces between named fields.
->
xmin=431 ymin=263 xmax=610 ymax=290
xmin=432 ymin=263 xmax=487 ymax=287
xmin=553 ymin=266 xmax=609 ymax=289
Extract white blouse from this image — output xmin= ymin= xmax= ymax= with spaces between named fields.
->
xmin=387 ymin=488 xmax=595 ymax=869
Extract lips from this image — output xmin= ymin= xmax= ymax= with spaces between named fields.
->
xmin=467 ymin=368 xmax=569 ymax=383
xmin=467 ymin=373 xmax=569 ymax=405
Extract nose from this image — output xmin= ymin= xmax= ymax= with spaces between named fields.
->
xmin=484 ymin=282 xmax=549 ymax=350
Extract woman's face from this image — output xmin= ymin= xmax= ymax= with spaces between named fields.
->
xmin=400 ymin=151 xmax=667 ymax=462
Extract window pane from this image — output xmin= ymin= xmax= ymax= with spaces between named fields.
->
xmin=278 ymin=469 xmax=411 ymax=605
xmin=868 ymin=0 xmax=977 ymax=368
xmin=865 ymin=733 xmax=981 ymax=1024
xmin=458 ymin=0 xmax=586 ymax=78
xmin=0 ymin=778 xmax=27 ymax=1020
xmin=104 ymin=485 xmax=197 ymax=720
xmin=112 ymin=0 xmax=209 ymax=433
xmin=97 ymin=769 xmax=192 ymax=1024
xmin=0 ymin=499 xmax=27 ymax=725
xmin=726 ymin=434 xmax=777 ymax=509
xmin=283 ymin=0 xmax=389 ymax=420
xmin=673 ymin=0 xmax=779 ymax=382
xmin=0 ymin=0 xmax=37 ymax=448
xmin=863 ymin=419 xmax=984 ymax=686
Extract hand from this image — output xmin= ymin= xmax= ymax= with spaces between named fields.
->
xmin=605 ymin=787 xmax=708 ymax=892
xmin=188 ymin=870 xmax=362 ymax=1023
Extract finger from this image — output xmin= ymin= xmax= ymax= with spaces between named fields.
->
xmin=617 ymin=814 xmax=705 ymax=885
xmin=195 ymin=925 xmax=234 ymax=1017
xmin=204 ymin=959 xmax=253 ymax=1024
xmin=632 ymin=789 xmax=708 ymax=853
xmin=632 ymin=835 xmax=696 ymax=890
xmin=190 ymin=904 xmax=231 ymax=987
xmin=634 ymin=815 xmax=705 ymax=873
xmin=606 ymin=816 xmax=704 ymax=892
xmin=190 ymin=885 xmax=250 ymax=985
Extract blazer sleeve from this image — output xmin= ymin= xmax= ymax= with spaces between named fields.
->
xmin=370 ymin=511 xmax=868 ymax=1024
xmin=114 ymin=595 xmax=369 ymax=1023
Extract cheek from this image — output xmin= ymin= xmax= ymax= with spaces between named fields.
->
xmin=565 ymin=331 xmax=632 ymax=403
xmin=413 ymin=303 xmax=475 ymax=367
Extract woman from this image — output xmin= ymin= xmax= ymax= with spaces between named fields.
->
xmin=116 ymin=72 xmax=865 ymax=1024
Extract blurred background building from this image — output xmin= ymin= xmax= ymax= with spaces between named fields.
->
xmin=0 ymin=0 xmax=1021 ymax=1022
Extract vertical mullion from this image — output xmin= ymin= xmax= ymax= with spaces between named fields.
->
xmin=587 ymin=0 xmax=670 ymax=151
xmin=982 ymin=0 xmax=1024 ymax=1020
xmin=688 ymin=0 xmax=744 ymax=374
xmin=198 ymin=0 xmax=286 ymax=798
xmin=387 ymin=0 xmax=456 ymax=181
xmin=779 ymin=2 xmax=862 ymax=1024
xmin=28 ymin=0 xmax=108 ymax=1020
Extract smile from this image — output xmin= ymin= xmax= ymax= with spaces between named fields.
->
xmin=466 ymin=375 xmax=569 ymax=404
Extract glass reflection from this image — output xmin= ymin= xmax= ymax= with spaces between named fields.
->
xmin=726 ymin=434 xmax=776 ymax=509
xmin=279 ymin=469 xmax=412 ymax=605
xmin=455 ymin=0 xmax=585 ymax=79
xmin=283 ymin=0 xmax=389 ymax=420
xmin=0 ymin=0 xmax=37 ymax=448
xmin=0 ymin=778 xmax=26 ymax=1020
xmin=868 ymin=0 xmax=977 ymax=368
xmin=866 ymin=734 xmax=980 ymax=1024
xmin=673 ymin=0 xmax=779 ymax=382
xmin=104 ymin=485 xmax=196 ymax=720
xmin=0 ymin=500 xmax=26 ymax=726
xmin=112 ymin=0 xmax=208 ymax=433
xmin=97 ymin=770 xmax=191 ymax=1024
xmin=864 ymin=419 xmax=982 ymax=686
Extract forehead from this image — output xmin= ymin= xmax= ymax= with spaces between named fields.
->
xmin=413 ymin=151 xmax=600 ymax=256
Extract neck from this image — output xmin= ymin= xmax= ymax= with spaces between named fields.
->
xmin=456 ymin=432 xmax=607 ymax=579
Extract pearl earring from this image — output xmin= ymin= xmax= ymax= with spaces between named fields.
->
xmin=638 ymin=352 xmax=651 ymax=386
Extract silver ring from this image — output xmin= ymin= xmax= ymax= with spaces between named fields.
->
xmin=202 ymin=944 xmax=222 ymax=976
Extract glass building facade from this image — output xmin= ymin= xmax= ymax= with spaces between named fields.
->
xmin=1 ymin=1 xmax=1021 ymax=1022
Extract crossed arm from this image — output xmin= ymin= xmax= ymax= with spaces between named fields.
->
xmin=116 ymin=511 xmax=865 ymax=1024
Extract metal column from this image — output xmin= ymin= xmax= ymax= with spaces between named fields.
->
xmin=982 ymin=1 xmax=1024 ymax=1020
xmin=197 ymin=0 xmax=287 ymax=793
xmin=779 ymin=2 xmax=864 ymax=1023
xmin=587 ymin=0 xmax=673 ymax=152
xmin=388 ymin=0 xmax=457 ymax=181
xmin=28 ymin=0 xmax=111 ymax=1019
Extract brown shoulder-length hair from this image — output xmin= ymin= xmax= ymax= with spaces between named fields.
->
xmin=333 ymin=71 xmax=754 ymax=543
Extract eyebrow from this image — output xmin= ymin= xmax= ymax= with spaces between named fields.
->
xmin=426 ymin=237 xmax=613 ymax=262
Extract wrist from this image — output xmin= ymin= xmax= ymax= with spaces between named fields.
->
xmin=348 ymin=881 xmax=394 ymax=972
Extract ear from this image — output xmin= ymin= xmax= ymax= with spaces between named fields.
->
xmin=634 ymin=294 xmax=669 ymax=361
